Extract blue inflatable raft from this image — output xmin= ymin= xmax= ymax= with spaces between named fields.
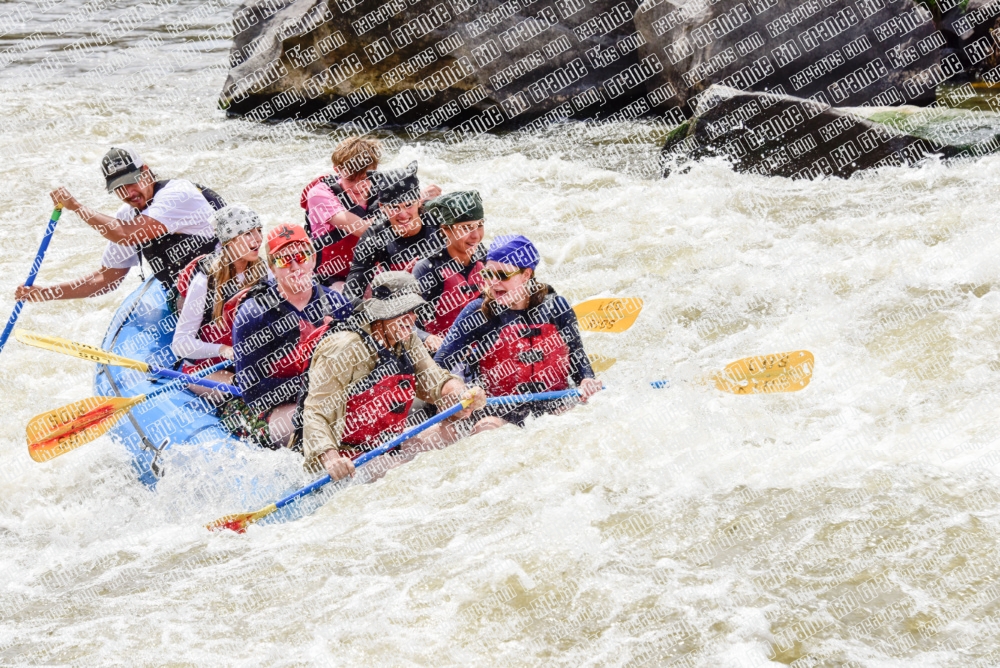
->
xmin=93 ymin=277 xmax=339 ymax=524
xmin=94 ymin=277 xmax=234 ymax=487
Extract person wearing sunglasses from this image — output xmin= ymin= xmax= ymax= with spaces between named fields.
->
xmin=299 ymin=271 xmax=486 ymax=483
xmin=17 ymin=147 xmax=223 ymax=307
xmin=231 ymin=223 xmax=353 ymax=449
xmin=412 ymin=191 xmax=487 ymax=353
xmin=434 ymin=235 xmax=602 ymax=430
xmin=343 ymin=160 xmax=445 ymax=306
xmin=170 ymin=205 xmax=267 ymax=401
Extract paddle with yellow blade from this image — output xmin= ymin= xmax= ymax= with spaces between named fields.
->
xmin=13 ymin=329 xmax=238 ymax=390
xmin=573 ymin=297 xmax=644 ymax=334
xmin=571 ymin=300 xmax=812 ymax=392
xmin=208 ymin=350 xmax=814 ymax=534
xmin=26 ymin=360 xmax=231 ymax=462
xmin=573 ymin=297 xmax=644 ymax=373
xmin=709 ymin=350 xmax=814 ymax=394
xmin=207 ymin=397 xmax=475 ymax=533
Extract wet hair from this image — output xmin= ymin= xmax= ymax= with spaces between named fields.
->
xmin=332 ymin=136 xmax=382 ymax=179
xmin=207 ymin=242 xmax=267 ymax=321
xmin=481 ymin=273 xmax=550 ymax=321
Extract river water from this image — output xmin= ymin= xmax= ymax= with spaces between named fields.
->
xmin=4 ymin=1 xmax=1000 ymax=665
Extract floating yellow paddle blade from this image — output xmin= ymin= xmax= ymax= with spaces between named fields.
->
xmin=711 ymin=350 xmax=813 ymax=394
xmin=587 ymin=353 xmax=616 ymax=373
xmin=27 ymin=395 xmax=146 ymax=462
xmin=206 ymin=504 xmax=278 ymax=534
xmin=14 ymin=329 xmax=150 ymax=371
xmin=574 ymin=298 xmax=644 ymax=333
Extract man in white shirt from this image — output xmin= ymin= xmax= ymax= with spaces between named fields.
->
xmin=15 ymin=147 xmax=221 ymax=303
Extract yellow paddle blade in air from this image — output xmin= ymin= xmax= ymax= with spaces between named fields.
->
xmin=574 ymin=298 xmax=644 ymax=333
xmin=587 ymin=353 xmax=616 ymax=373
xmin=26 ymin=395 xmax=146 ymax=462
xmin=206 ymin=504 xmax=279 ymax=534
xmin=14 ymin=329 xmax=150 ymax=372
xmin=712 ymin=350 xmax=814 ymax=394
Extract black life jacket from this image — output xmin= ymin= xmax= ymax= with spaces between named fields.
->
xmin=359 ymin=220 xmax=445 ymax=274
xmin=251 ymin=282 xmax=345 ymax=379
xmin=300 ymin=175 xmax=377 ymax=284
xmin=134 ymin=180 xmax=224 ymax=287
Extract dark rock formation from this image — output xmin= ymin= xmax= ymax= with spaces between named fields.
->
xmin=661 ymin=85 xmax=973 ymax=178
xmin=220 ymin=0 xmax=659 ymax=134
xmin=945 ymin=0 xmax=1000 ymax=80
xmin=633 ymin=0 xmax=950 ymax=115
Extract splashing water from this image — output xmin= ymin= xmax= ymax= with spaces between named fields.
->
xmin=4 ymin=1 xmax=1000 ymax=664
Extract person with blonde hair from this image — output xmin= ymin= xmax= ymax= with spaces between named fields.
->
xmin=299 ymin=136 xmax=383 ymax=289
xmin=171 ymin=204 xmax=267 ymax=395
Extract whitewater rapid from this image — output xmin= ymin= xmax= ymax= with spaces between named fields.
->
xmin=5 ymin=1 xmax=1000 ymax=665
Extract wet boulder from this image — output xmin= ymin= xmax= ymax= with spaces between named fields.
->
xmin=661 ymin=85 xmax=969 ymax=178
xmin=633 ymin=0 xmax=951 ymax=116
xmin=943 ymin=0 xmax=1000 ymax=80
xmin=220 ymin=0 xmax=657 ymax=135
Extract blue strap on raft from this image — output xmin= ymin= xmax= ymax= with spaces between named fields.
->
xmin=0 ymin=207 xmax=62 ymax=354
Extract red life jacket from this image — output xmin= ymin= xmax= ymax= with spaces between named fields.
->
xmin=478 ymin=321 xmax=572 ymax=397
xmin=175 ymin=254 xmax=256 ymax=373
xmin=341 ymin=331 xmax=417 ymax=449
xmin=423 ymin=257 xmax=485 ymax=336
xmin=300 ymin=175 xmax=374 ymax=283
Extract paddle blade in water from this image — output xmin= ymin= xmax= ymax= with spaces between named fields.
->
xmin=574 ymin=298 xmax=644 ymax=333
xmin=206 ymin=504 xmax=278 ymax=533
xmin=712 ymin=350 xmax=814 ymax=394
xmin=14 ymin=329 xmax=150 ymax=371
xmin=587 ymin=353 xmax=616 ymax=373
xmin=27 ymin=395 xmax=145 ymax=462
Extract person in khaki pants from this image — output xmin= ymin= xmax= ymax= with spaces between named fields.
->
xmin=301 ymin=271 xmax=485 ymax=481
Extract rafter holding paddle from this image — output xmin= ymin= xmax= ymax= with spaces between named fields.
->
xmin=15 ymin=299 xmax=811 ymax=464
xmin=207 ymin=397 xmax=476 ymax=533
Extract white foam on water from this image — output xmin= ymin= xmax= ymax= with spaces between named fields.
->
xmin=4 ymin=3 xmax=1000 ymax=664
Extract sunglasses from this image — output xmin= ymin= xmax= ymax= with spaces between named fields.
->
xmin=481 ymin=267 xmax=525 ymax=282
xmin=270 ymin=249 xmax=314 ymax=268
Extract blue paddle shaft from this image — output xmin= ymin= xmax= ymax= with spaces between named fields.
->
xmin=144 ymin=361 xmax=232 ymax=400
xmin=483 ymin=382 xmax=668 ymax=406
xmin=486 ymin=389 xmax=581 ymax=405
xmin=0 ymin=207 xmax=62 ymax=354
xmin=273 ymin=400 xmax=468 ymax=511
xmin=151 ymin=366 xmax=242 ymax=396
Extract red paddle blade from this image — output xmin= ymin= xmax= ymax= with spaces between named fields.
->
xmin=27 ymin=395 xmax=145 ymax=462
xmin=206 ymin=504 xmax=278 ymax=533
